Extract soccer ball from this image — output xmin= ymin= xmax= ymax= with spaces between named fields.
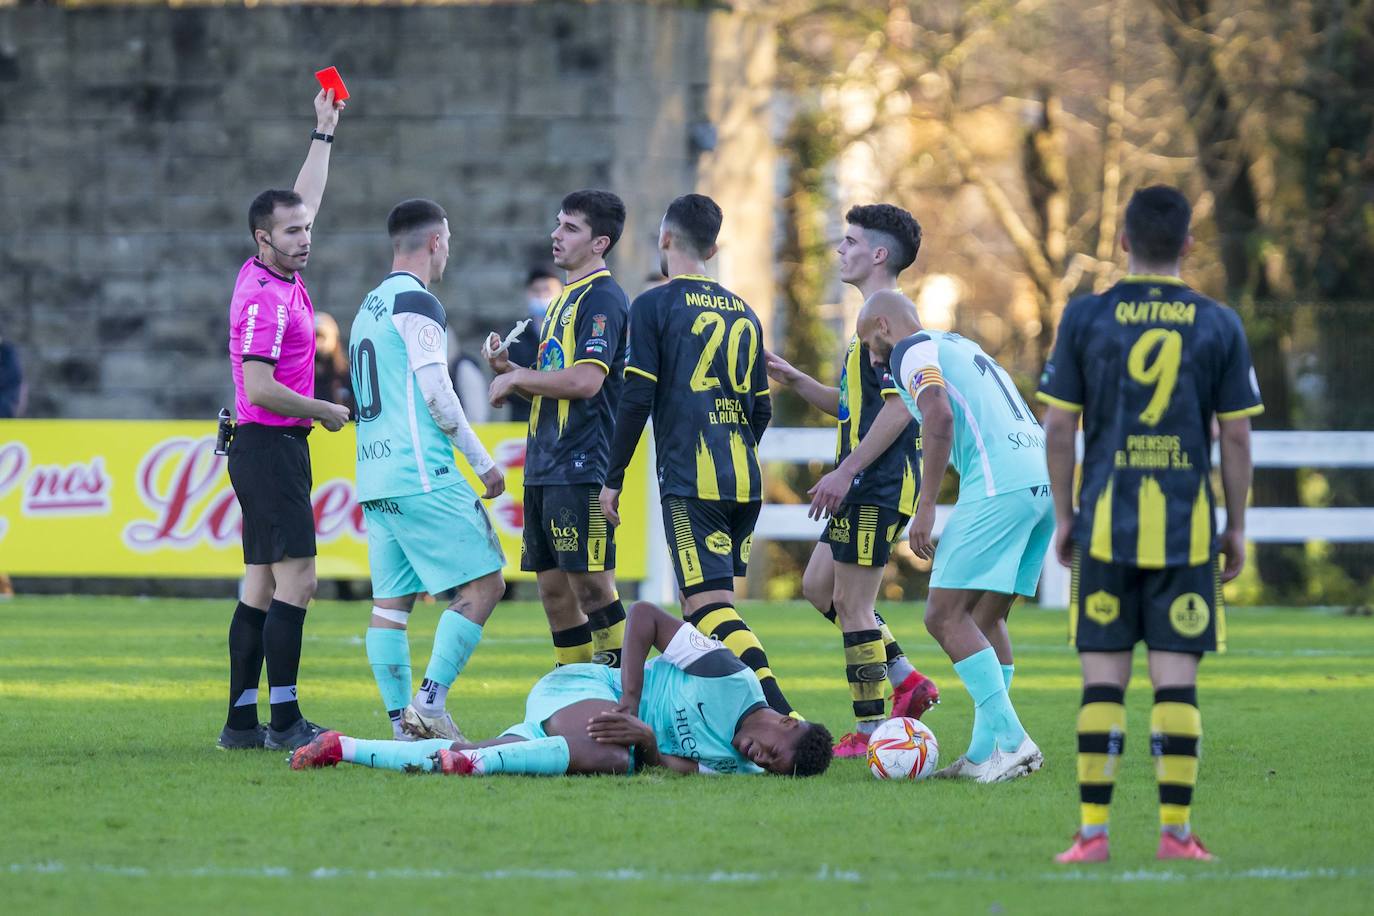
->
xmin=866 ymin=716 xmax=939 ymax=780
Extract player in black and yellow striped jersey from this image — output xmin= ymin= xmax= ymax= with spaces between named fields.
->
xmin=602 ymin=194 xmax=795 ymax=716
xmin=487 ymin=190 xmax=630 ymax=670
xmin=1039 ymin=186 xmax=1261 ymax=864
xmin=765 ymin=204 xmax=938 ymax=757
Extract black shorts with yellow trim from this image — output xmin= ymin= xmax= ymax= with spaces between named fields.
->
xmin=520 ymin=484 xmax=615 ymax=574
xmin=1069 ymin=547 xmax=1226 ymax=654
xmin=820 ymin=503 xmax=909 ymax=568
xmin=660 ymin=495 xmax=761 ymax=596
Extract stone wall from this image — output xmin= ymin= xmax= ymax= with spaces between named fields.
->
xmin=0 ymin=1 xmax=776 ymax=419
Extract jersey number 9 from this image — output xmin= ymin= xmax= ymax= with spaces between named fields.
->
xmin=689 ymin=313 xmax=758 ymax=395
xmin=1127 ymin=328 xmax=1183 ymax=426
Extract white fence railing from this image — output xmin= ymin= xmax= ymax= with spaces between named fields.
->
xmin=638 ymin=430 xmax=1374 ymax=607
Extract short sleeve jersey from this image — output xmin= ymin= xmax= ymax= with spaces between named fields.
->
xmin=525 ymin=269 xmax=629 ymax=486
xmin=836 ymin=335 xmax=920 ymax=514
xmin=349 ymin=272 xmax=461 ymax=501
xmin=891 ymin=329 xmax=1050 ymax=503
xmin=640 ymin=630 xmax=768 ymax=775
xmin=1036 ymin=275 xmax=1264 ymax=568
xmin=228 ymin=258 xmax=316 ymax=428
xmin=625 ymin=276 xmax=768 ymax=502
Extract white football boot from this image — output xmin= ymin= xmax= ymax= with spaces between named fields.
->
xmin=400 ymin=704 xmax=466 ymax=742
xmin=973 ymin=734 xmax=1043 ymax=783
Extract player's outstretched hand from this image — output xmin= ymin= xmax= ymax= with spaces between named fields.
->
xmin=806 ymin=468 xmax=849 ymax=519
xmin=479 ymin=466 xmax=505 ymax=500
xmin=1218 ymin=525 xmax=1246 ymax=582
xmin=764 ymin=350 xmax=800 ymax=387
xmin=908 ymin=502 xmax=936 ymax=561
xmin=586 ymin=709 xmax=654 ymax=748
xmin=1054 ymin=516 xmax=1075 ymax=568
xmin=599 ymin=486 xmax=621 ymax=526
xmin=317 ymin=401 xmax=351 ymax=432
xmin=313 ymin=88 xmax=344 ymax=134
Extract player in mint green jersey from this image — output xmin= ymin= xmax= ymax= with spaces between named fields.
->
xmin=349 ymin=199 xmax=507 ymax=743
xmin=290 ymin=601 xmax=835 ymax=778
xmin=857 ymin=290 xmax=1051 ymax=783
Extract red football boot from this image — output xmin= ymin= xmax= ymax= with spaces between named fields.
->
xmin=434 ymin=748 xmax=478 ymax=776
xmin=289 ymin=730 xmax=343 ymax=770
xmin=1157 ymin=831 xmax=1216 ymax=861
xmin=890 ymin=670 xmax=940 ymax=720
xmin=832 ymin=731 xmax=871 ymax=759
xmin=1054 ymin=831 xmax=1110 ymax=864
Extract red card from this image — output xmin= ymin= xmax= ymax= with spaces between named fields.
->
xmin=314 ymin=67 xmax=350 ymax=103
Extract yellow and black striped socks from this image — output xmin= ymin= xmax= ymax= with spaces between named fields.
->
xmin=588 ymin=599 xmax=626 ymax=668
xmin=843 ymin=628 xmax=887 ymax=733
xmin=687 ymin=602 xmax=794 ymax=716
xmin=1077 ymin=684 xmax=1126 ymax=836
xmin=823 ymin=605 xmax=916 ymax=685
xmin=1152 ymin=686 xmax=1201 ymax=836
xmin=551 ymin=622 xmax=593 ymax=667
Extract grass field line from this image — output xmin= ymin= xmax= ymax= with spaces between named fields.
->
xmin=5 ymin=861 xmax=1371 ymax=885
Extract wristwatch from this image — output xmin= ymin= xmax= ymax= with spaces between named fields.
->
xmin=310 ymin=130 xmax=334 ymax=144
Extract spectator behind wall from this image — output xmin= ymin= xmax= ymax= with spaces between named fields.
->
xmin=314 ymin=312 xmax=356 ymax=419
xmin=448 ymin=324 xmax=491 ymax=424
xmin=505 ymin=266 xmax=563 ymax=422
xmin=0 ymin=329 xmax=24 ymax=419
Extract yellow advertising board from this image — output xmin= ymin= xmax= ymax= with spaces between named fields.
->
xmin=0 ymin=420 xmax=650 ymax=580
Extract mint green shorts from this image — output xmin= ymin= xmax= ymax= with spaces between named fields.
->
xmin=361 ymin=482 xmax=505 ymax=599
xmin=930 ymin=486 xmax=1054 ymax=597
xmin=500 ymin=664 xmax=622 ymax=741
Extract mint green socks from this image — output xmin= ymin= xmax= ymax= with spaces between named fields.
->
xmin=415 ymin=612 xmax=483 ymax=714
xmin=1002 ymin=663 xmax=1015 ymax=692
xmin=954 ymin=647 xmax=1027 ymax=764
xmin=467 ymin=737 xmax=570 ymax=776
xmin=341 ymin=737 xmax=453 ymax=772
xmin=365 ymin=627 xmax=412 ymax=717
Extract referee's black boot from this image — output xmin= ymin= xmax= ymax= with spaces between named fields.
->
xmin=265 ymin=718 xmax=329 ymax=752
xmin=216 ymin=723 xmax=268 ymax=751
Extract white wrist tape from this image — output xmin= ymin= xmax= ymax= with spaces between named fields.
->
xmin=482 ymin=318 xmax=533 ymax=359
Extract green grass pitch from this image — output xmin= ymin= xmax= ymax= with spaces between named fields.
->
xmin=2 ymin=597 xmax=1371 ymax=913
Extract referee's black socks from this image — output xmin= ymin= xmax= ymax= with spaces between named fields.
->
xmin=264 ymin=599 xmax=308 ymax=730
xmin=225 ymin=601 xmax=266 ymax=731
xmin=686 ymin=602 xmax=795 ymax=716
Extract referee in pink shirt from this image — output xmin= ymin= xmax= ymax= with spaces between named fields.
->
xmin=218 ymin=89 xmax=352 ymax=751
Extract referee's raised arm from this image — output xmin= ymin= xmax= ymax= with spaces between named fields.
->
xmin=295 ymin=88 xmax=343 ymax=220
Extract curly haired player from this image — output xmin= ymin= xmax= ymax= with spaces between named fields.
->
xmin=291 ymin=601 xmax=834 ymax=778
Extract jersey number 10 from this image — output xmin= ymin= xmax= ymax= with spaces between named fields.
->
xmin=350 ymin=338 xmax=382 ymax=421
xmin=689 ymin=313 xmax=759 ymax=394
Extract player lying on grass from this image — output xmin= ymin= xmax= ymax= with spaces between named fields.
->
xmin=290 ymin=602 xmax=835 ymax=777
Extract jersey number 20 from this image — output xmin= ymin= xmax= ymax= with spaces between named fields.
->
xmin=689 ymin=313 xmax=758 ymax=394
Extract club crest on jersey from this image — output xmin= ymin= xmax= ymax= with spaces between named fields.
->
xmin=538 ymin=339 xmax=566 ymax=372
xmin=591 ymin=314 xmax=607 ymax=337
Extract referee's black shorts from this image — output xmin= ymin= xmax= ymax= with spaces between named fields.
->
xmin=227 ymin=422 xmax=316 ymax=565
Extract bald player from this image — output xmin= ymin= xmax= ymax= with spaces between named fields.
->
xmin=856 ymin=291 xmax=1052 ymax=783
